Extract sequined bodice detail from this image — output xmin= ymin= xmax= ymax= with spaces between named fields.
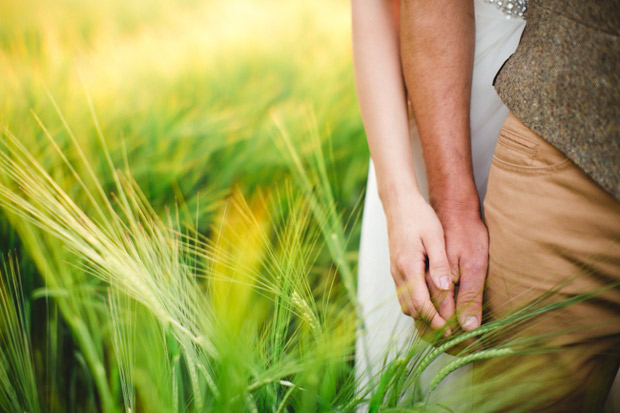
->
xmin=485 ymin=0 xmax=528 ymax=19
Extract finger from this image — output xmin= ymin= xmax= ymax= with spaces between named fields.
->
xmin=392 ymin=266 xmax=416 ymax=317
xmin=406 ymin=262 xmax=447 ymax=330
xmin=394 ymin=274 xmax=417 ymax=318
xmin=415 ymin=316 xmax=450 ymax=343
xmin=456 ymin=257 xmax=487 ymax=331
xmin=423 ymin=230 xmax=452 ymax=292
xmin=426 ymin=270 xmax=456 ymax=323
xmin=447 ymin=250 xmax=461 ymax=284
xmin=393 ymin=256 xmax=423 ymax=318
xmin=422 ymin=299 xmax=449 ymax=332
xmin=396 ymin=258 xmax=447 ymax=330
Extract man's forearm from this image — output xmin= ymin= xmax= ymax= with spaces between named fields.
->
xmin=400 ymin=0 xmax=478 ymax=210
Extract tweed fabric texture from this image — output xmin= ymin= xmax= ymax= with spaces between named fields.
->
xmin=494 ymin=0 xmax=620 ymax=200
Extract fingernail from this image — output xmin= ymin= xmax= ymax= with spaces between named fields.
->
xmin=439 ymin=276 xmax=451 ymax=290
xmin=462 ymin=316 xmax=479 ymax=331
xmin=443 ymin=328 xmax=452 ymax=338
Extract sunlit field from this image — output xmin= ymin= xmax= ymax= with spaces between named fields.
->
xmin=0 ymin=0 xmax=372 ymax=411
xmin=0 ymin=0 xmax=596 ymax=412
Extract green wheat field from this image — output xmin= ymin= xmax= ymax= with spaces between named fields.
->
xmin=0 ymin=0 xmax=591 ymax=412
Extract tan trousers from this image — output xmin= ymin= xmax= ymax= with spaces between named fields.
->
xmin=473 ymin=113 xmax=620 ymax=412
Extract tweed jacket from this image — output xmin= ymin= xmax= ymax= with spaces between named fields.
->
xmin=494 ymin=0 xmax=620 ymax=200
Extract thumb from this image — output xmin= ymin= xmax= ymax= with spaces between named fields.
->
xmin=423 ymin=230 xmax=452 ymax=292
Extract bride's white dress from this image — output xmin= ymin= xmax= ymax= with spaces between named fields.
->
xmin=355 ymin=1 xmax=620 ymax=410
xmin=355 ymin=0 xmax=524 ymax=407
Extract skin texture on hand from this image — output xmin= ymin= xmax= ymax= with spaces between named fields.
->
xmin=438 ymin=204 xmax=488 ymax=331
xmin=385 ymin=191 xmax=452 ymax=333
xmin=351 ymin=0 xmax=452 ymax=332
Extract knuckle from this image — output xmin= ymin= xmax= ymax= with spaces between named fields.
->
xmin=395 ymin=255 xmax=414 ymax=274
xmin=458 ymin=289 xmax=483 ymax=306
xmin=430 ymin=263 xmax=450 ymax=275
xmin=462 ymin=261 xmax=487 ymax=277
xmin=410 ymin=296 xmax=425 ymax=312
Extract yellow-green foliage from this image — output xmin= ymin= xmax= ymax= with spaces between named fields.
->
xmin=0 ymin=0 xmax=367 ymax=411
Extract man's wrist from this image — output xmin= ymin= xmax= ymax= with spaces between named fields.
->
xmin=429 ymin=181 xmax=480 ymax=214
xmin=422 ymin=137 xmax=479 ymax=212
xmin=431 ymin=192 xmax=480 ymax=211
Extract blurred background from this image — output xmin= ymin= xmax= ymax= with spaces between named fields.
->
xmin=0 ymin=0 xmax=371 ymax=411
xmin=0 ymin=0 xmax=367 ymax=215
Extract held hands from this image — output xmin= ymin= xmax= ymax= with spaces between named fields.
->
xmin=386 ymin=193 xmax=488 ymax=337
xmin=436 ymin=201 xmax=489 ymax=333
xmin=386 ymin=193 xmax=454 ymax=334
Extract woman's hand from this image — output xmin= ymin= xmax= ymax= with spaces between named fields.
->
xmin=385 ymin=192 xmax=453 ymax=334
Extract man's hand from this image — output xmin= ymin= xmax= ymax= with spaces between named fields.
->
xmin=436 ymin=202 xmax=489 ymax=332
xmin=386 ymin=192 xmax=453 ymax=334
xmin=399 ymin=0 xmax=482 ymax=333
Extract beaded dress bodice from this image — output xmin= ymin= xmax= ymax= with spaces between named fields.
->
xmin=485 ymin=0 xmax=528 ymax=19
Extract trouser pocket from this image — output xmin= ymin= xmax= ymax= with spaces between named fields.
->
xmin=492 ymin=113 xmax=570 ymax=174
